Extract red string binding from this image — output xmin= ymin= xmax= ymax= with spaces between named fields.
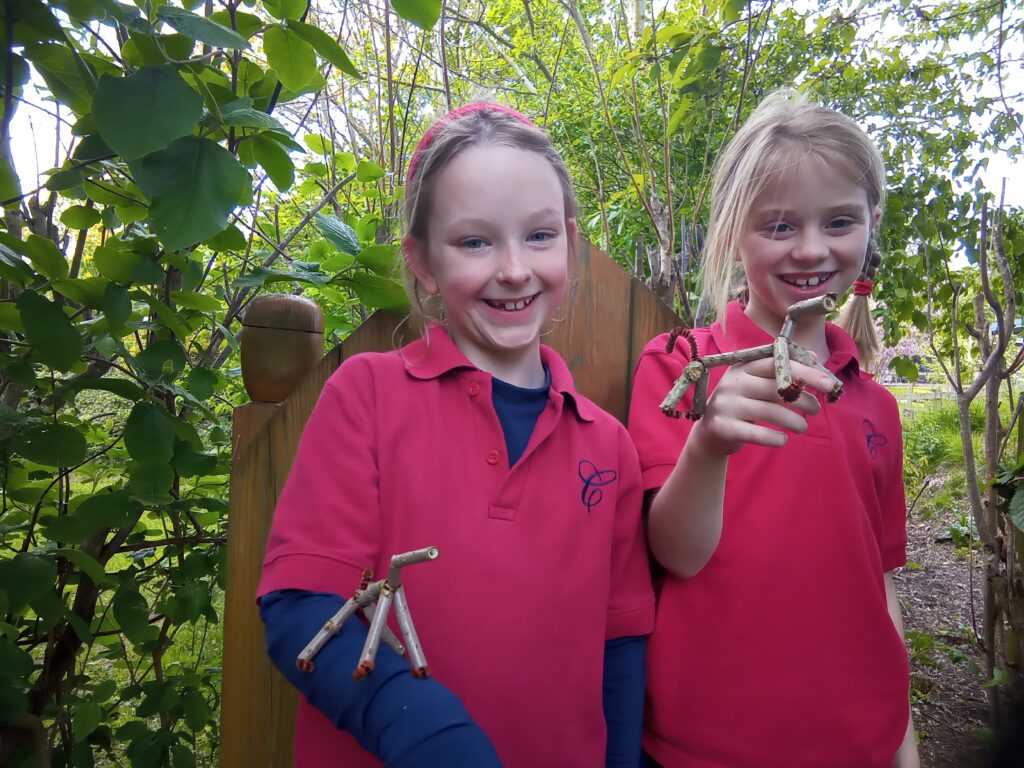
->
xmin=853 ymin=280 xmax=874 ymax=296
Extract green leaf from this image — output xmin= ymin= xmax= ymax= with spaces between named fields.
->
xmin=124 ymin=402 xmax=175 ymax=463
xmin=172 ymin=743 xmax=197 ymax=768
xmin=0 ymin=244 xmax=33 ymax=285
xmin=285 ymin=20 xmax=361 ymax=78
xmin=93 ymin=242 xmax=164 ymax=284
xmin=0 ymin=157 xmax=21 ymax=207
xmin=156 ymin=5 xmax=250 ymax=50
xmin=208 ymin=9 xmax=262 ymax=39
xmin=0 ymin=302 xmax=24 ymax=332
xmin=314 ymin=213 xmax=359 ymax=254
xmin=73 ymin=702 xmax=103 ymax=740
xmin=130 ymin=136 xmax=251 ymax=250
xmin=168 ymin=290 xmax=220 ymax=312
xmin=45 ymin=167 xmax=85 ymax=192
xmin=356 ymin=159 xmax=384 ymax=182
xmin=203 ymin=224 xmax=247 ymax=251
xmin=355 ymin=244 xmax=398 ymax=275
xmin=0 ymin=637 xmax=34 ymax=681
xmin=264 ymin=0 xmax=306 ymax=20
xmin=17 ymin=292 xmax=84 ymax=372
xmin=264 ymin=26 xmax=317 ymax=91
xmin=93 ymin=66 xmax=204 ymax=160
xmin=232 ymin=263 xmax=329 ymax=288
xmin=55 ymin=548 xmax=114 ymax=587
xmin=0 ymin=231 xmax=69 ymax=279
xmin=0 ymin=555 xmax=57 ymax=607
xmin=102 ymin=282 xmax=132 ymax=331
xmin=134 ymin=338 xmax=187 ymax=381
xmin=0 ymin=681 xmax=28 ymax=725
xmin=113 ymin=585 xmax=159 ymax=645
xmin=1009 ymin=485 xmax=1024 ymax=532
xmin=185 ymin=367 xmax=217 ymax=400
xmin=13 ymin=423 xmax=87 ymax=467
xmin=392 ymin=0 xmax=442 ymax=30
xmin=172 ymin=441 xmax=217 ymax=478
xmin=21 ymin=42 xmax=94 ymax=115
xmin=60 ymin=204 xmax=101 ymax=229
xmin=53 ymin=277 xmax=109 ymax=308
xmin=252 ymin=135 xmax=294 ymax=190
xmin=59 ymin=377 xmax=146 ymax=402
xmin=890 ymin=355 xmax=920 ymax=383
xmin=182 ymin=688 xmax=210 ymax=731
xmin=221 ymin=107 xmax=287 ymax=134
xmin=44 ymin=490 xmax=140 ymax=545
xmin=336 ymin=272 xmax=408 ymax=312
xmin=128 ymin=461 xmax=175 ymax=504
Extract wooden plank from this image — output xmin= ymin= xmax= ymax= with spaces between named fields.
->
xmin=626 ymin=276 xmax=683 ymax=411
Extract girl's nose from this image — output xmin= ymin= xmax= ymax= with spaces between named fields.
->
xmin=792 ymin=230 xmax=829 ymax=262
xmin=497 ymin=245 xmax=531 ymax=285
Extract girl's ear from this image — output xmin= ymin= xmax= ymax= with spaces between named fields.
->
xmin=871 ymin=205 xmax=882 ymax=229
xmin=403 ymin=236 xmax=438 ymax=295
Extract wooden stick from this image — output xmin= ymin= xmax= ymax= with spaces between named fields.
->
xmin=355 ymin=585 xmax=395 ymax=679
xmin=774 ymin=336 xmax=802 ymax=402
xmin=393 ymin=586 xmax=430 ymax=678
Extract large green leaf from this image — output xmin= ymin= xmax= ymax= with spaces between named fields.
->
xmin=264 ymin=26 xmax=317 ymax=91
xmin=43 ymin=491 xmax=140 ymax=545
xmin=58 ymin=377 xmax=146 ymax=402
xmin=0 ymin=157 xmax=21 ymax=208
xmin=208 ymin=9 xmax=263 ymax=40
xmin=20 ymin=42 xmax=94 ymax=114
xmin=356 ymin=160 xmax=384 ymax=182
xmin=170 ymin=290 xmax=222 ymax=312
xmin=124 ymin=402 xmax=175 ymax=463
xmin=252 ymin=135 xmax=294 ymax=191
xmin=232 ymin=262 xmax=329 ymax=288
xmin=127 ymin=461 xmax=175 ymax=505
xmin=93 ymin=242 xmax=165 ymax=285
xmin=73 ymin=702 xmax=103 ymax=740
xmin=52 ymin=277 xmax=108 ymax=308
xmin=392 ymin=0 xmax=442 ymax=30
xmin=285 ymin=20 xmax=361 ymax=78
xmin=60 ymin=204 xmax=101 ymax=229
xmin=221 ymin=107 xmax=287 ymax=134
xmin=0 ymin=555 xmax=57 ymax=606
xmin=355 ymin=243 xmax=399 ymax=275
xmin=264 ymin=0 xmax=306 ymax=20
xmin=16 ymin=292 xmax=84 ymax=372
xmin=336 ymin=272 xmax=409 ymax=312
xmin=113 ymin=585 xmax=159 ymax=645
xmin=314 ymin=212 xmax=359 ymax=254
xmin=102 ymin=282 xmax=132 ymax=331
xmin=155 ymin=5 xmax=250 ymax=50
xmin=55 ymin=549 xmax=115 ymax=587
xmin=130 ymin=136 xmax=250 ymax=250
xmin=93 ymin=66 xmax=203 ymax=160
xmin=134 ymin=338 xmax=187 ymax=382
xmin=0 ymin=232 xmax=69 ymax=279
xmin=12 ymin=423 xmax=87 ymax=467
xmin=184 ymin=367 xmax=217 ymax=400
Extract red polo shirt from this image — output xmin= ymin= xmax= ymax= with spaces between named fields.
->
xmin=258 ymin=323 xmax=655 ymax=768
xmin=628 ymin=302 xmax=909 ymax=768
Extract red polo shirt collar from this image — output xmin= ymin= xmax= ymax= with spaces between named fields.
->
xmin=710 ymin=301 xmax=862 ymax=376
xmin=402 ymin=322 xmax=596 ymax=422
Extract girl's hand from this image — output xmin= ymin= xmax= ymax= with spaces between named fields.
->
xmin=691 ymin=357 xmax=836 ymax=457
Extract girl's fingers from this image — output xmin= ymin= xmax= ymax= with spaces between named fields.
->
xmin=733 ymin=357 xmax=836 ymax=394
xmin=733 ymin=400 xmax=811 ymax=435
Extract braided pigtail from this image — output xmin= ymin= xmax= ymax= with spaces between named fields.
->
xmin=837 ymin=233 xmax=882 ymax=371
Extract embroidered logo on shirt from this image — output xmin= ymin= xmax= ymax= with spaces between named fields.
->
xmin=863 ymin=419 xmax=888 ymax=459
xmin=578 ymin=460 xmax=617 ymax=513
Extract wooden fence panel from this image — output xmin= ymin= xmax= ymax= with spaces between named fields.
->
xmin=219 ymin=242 xmax=680 ymax=766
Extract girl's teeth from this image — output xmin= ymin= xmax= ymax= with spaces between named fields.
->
xmin=491 ymin=296 xmax=533 ymax=310
xmin=787 ymin=276 xmax=825 ymax=287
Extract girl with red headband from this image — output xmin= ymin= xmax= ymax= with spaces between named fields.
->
xmin=628 ymin=91 xmax=919 ymax=767
xmin=257 ymin=104 xmax=654 ymax=767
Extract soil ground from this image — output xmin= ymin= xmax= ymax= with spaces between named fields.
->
xmin=896 ymin=504 xmax=992 ymax=767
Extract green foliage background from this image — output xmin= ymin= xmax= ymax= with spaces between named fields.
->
xmin=0 ymin=0 xmax=1020 ymax=764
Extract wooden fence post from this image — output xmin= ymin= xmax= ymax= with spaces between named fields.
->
xmin=220 ymin=294 xmax=323 ymax=768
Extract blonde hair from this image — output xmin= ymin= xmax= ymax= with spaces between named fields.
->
xmin=401 ymin=107 xmax=577 ymax=331
xmin=700 ymin=89 xmax=886 ymax=368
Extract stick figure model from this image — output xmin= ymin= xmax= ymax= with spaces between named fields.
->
xmin=659 ymin=294 xmax=845 ymax=420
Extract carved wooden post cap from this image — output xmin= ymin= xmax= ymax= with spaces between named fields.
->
xmin=240 ymin=294 xmax=324 ymax=403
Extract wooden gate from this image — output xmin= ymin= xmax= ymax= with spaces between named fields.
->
xmin=219 ymin=239 xmax=680 ymax=766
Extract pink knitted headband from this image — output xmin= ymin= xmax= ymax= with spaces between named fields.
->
xmin=405 ymin=102 xmax=537 ymax=185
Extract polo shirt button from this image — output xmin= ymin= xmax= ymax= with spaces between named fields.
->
xmin=485 ymin=450 xmax=499 ymax=465
xmin=468 ymin=382 xmax=480 ymax=396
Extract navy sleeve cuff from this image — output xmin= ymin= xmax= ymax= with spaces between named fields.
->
xmin=604 ymin=635 xmax=646 ymax=767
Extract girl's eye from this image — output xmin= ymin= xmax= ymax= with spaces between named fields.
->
xmin=827 ymin=217 xmax=855 ymax=230
xmin=528 ymin=231 xmax=554 ymax=243
xmin=765 ymin=221 xmax=792 ymax=235
xmin=461 ymin=237 xmax=487 ymax=250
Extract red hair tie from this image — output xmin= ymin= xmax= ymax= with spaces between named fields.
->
xmin=405 ymin=102 xmax=537 ymax=185
xmin=853 ymin=280 xmax=874 ymax=296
